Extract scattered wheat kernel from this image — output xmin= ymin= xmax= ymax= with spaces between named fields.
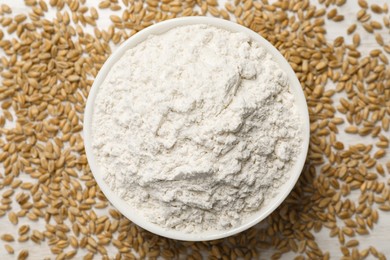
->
xmin=371 ymin=4 xmax=383 ymax=14
xmin=347 ymin=24 xmax=356 ymax=34
xmin=8 ymin=212 xmax=18 ymax=225
xmin=4 ymin=244 xmax=14 ymax=254
xmin=358 ymin=0 xmax=368 ymax=8
xmin=1 ymin=234 xmax=15 ymax=242
xmin=17 ymin=250 xmax=29 ymax=260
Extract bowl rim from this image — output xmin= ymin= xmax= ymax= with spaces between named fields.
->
xmin=84 ymin=16 xmax=310 ymax=241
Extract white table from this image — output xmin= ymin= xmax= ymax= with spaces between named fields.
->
xmin=0 ymin=0 xmax=389 ymax=259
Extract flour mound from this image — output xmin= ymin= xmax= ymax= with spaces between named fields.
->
xmin=92 ymin=25 xmax=303 ymax=233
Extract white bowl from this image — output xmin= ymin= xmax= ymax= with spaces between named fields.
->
xmin=84 ymin=17 xmax=310 ymax=241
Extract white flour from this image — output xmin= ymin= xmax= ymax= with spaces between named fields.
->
xmin=92 ymin=24 xmax=303 ymax=233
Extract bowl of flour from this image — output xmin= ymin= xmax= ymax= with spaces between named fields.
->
xmin=84 ymin=17 xmax=310 ymax=241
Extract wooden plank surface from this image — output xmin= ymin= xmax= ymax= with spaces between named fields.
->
xmin=0 ymin=0 xmax=389 ymax=259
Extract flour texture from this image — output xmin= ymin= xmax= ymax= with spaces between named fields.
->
xmin=92 ymin=25 xmax=303 ymax=233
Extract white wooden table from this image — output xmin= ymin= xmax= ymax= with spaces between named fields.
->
xmin=0 ymin=0 xmax=389 ymax=259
